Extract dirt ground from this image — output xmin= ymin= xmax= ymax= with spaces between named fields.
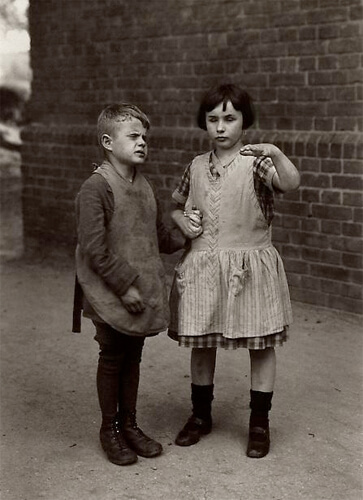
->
xmin=0 ymin=150 xmax=362 ymax=500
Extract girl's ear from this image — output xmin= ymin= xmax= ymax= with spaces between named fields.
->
xmin=101 ymin=134 xmax=112 ymax=151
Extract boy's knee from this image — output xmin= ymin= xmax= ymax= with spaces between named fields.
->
xmin=125 ymin=337 xmax=145 ymax=364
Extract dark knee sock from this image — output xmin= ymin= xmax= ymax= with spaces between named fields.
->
xmin=119 ymin=361 xmax=140 ymax=413
xmin=118 ymin=337 xmax=144 ymax=414
xmin=249 ymin=390 xmax=273 ymax=428
xmin=191 ymin=383 xmax=214 ymax=421
xmin=97 ymin=353 xmax=124 ymax=425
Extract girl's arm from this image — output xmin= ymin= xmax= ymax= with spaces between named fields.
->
xmin=240 ymin=143 xmax=300 ymax=192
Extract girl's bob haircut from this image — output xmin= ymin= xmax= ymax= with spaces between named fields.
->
xmin=197 ymin=83 xmax=255 ymax=131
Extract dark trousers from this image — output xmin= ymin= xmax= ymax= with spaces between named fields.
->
xmin=93 ymin=321 xmax=145 ymax=424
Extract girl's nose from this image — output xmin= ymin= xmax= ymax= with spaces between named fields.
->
xmin=216 ymin=120 xmax=225 ymax=132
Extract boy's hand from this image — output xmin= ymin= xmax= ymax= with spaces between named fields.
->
xmin=181 ymin=209 xmax=203 ymax=239
xmin=121 ymin=285 xmax=145 ymax=314
xmin=171 ymin=207 xmax=203 ymax=240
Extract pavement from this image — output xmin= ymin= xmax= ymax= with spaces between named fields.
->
xmin=0 ymin=250 xmax=362 ymax=500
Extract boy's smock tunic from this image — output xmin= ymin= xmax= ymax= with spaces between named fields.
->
xmin=76 ymin=161 xmax=172 ymax=337
xmin=169 ymin=151 xmax=292 ymax=349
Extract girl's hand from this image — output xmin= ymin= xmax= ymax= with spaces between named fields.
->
xmin=241 ymin=143 xmax=300 ymax=192
xmin=240 ymin=143 xmax=280 ymax=158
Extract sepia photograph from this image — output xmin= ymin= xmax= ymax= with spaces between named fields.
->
xmin=0 ymin=1 xmax=362 ymax=499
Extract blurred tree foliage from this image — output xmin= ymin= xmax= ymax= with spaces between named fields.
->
xmin=0 ymin=0 xmax=28 ymax=33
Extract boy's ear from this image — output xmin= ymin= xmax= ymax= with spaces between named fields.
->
xmin=101 ymin=134 xmax=112 ymax=151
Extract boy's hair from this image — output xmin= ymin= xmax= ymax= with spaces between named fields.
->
xmin=97 ymin=103 xmax=150 ymax=145
xmin=197 ymin=83 xmax=255 ymax=130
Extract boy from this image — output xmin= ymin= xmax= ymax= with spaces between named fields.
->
xmin=73 ymin=103 xmax=184 ymax=466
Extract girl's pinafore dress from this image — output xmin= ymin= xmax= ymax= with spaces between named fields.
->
xmin=168 ymin=150 xmax=292 ymax=350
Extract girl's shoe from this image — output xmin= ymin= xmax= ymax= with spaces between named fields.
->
xmin=246 ymin=424 xmax=270 ymax=458
xmin=175 ymin=415 xmax=212 ymax=446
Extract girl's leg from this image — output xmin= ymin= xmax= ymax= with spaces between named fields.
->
xmin=249 ymin=347 xmax=276 ymax=392
xmin=191 ymin=347 xmax=217 ymax=385
xmin=175 ymin=348 xmax=216 ymax=447
xmin=247 ymin=347 xmax=276 ymax=459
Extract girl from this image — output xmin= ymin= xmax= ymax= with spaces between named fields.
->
xmin=168 ymin=83 xmax=300 ymax=458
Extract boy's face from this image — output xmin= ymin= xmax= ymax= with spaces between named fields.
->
xmin=102 ymin=117 xmax=148 ymax=167
xmin=206 ymin=100 xmax=244 ymax=151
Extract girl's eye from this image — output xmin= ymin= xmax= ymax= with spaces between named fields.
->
xmin=207 ymin=117 xmax=217 ymax=122
xmin=226 ymin=116 xmax=236 ymax=121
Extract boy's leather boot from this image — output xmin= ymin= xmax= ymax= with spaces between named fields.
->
xmin=99 ymin=417 xmax=138 ymax=466
xmin=246 ymin=390 xmax=273 ymax=459
xmin=175 ymin=384 xmax=214 ymax=446
xmin=119 ymin=410 xmax=163 ymax=458
xmin=96 ymin=351 xmax=137 ymax=465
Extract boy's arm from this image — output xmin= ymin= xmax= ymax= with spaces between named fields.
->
xmin=155 ymin=196 xmax=186 ymax=254
xmin=240 ymin=143 xmax=300 ymax=192
xmin=171 ymin=203 xmax=203 ymax=240
xmin=76 ymin=175 xmax=139 ymax=298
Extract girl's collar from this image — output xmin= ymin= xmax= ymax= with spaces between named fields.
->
xmin=211 ymin=150 xmax=239 ymax=171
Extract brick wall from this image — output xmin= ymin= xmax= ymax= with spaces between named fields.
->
xmin=22 ymin=0 xmax=362 ymax=313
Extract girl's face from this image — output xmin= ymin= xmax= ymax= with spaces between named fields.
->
xmin=206 ymin=100 xmax=244 ymax=152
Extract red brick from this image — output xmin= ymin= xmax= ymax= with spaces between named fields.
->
xmin=343 ymin=160 xmax=363 ymax=175
xmin=341 ymin=282 xmax=363 ymax=300
xmin=321 ymin=191 xmax=341 ymax=205
xmin=320 ymin=279 xmax=342 ymax=295
xmin=283 ymin=258 xmax=310 ymax=274
xmin=318 ymin=55 xmax=338 ymax=70
xmin=321 ymin=249 xmax=342 ymax=265
xmin=301 ymin=275 xmax=321 ymax=290
xmin=307 ymin=8 xmax=348 ymax=25
xmin=290 ymin=288 xmax=327 ymax=308
xmin=342 ymin=222 xmax=363 ymax=238
xmin=315 ymin=118 xmax=334 ymax=131
xmin=272 ymin=227 xmax=291 ymax=243
xmin=312 ymin=204 xmax=353 ymax=221
xmin=301 ymin=173 xmax=331 ymax=188
xmin=342 ymin=253 xmax=363 ymax=269
xmin=332 ymin=175 xmax=363 ymax=190
xmin=326 ymin=295 xmax=362 ymax=314
xmin=310 ymin=263 xmax=350 ymax=282
xmin=302 ymin=219 xmax=320 ymax=232
xmin=290 ymin=231 xmax=330 ymax=248
xmin=302 ymin=247 xmax=321 ymax=261
xmin=331 ymin=236 xmax=363 ymax=253
xmin=343 ymin=192 xmax=363 ymax=207
xmin=298 ymin=57 xmax=316 ymax=71
xmin=321 ymin=159 xmax=342 ymax=173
